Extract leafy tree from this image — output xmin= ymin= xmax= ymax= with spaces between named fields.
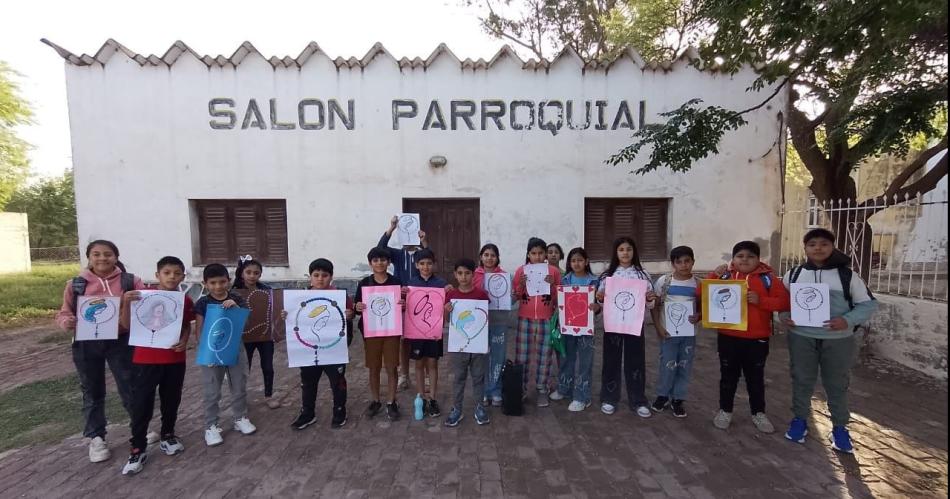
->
xmin=0 ymin=61 xmax=33 ymax=209
xmin=5 ymin=170 xmax=77 ymax=248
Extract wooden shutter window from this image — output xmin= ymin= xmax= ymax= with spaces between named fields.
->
xmin=194 ymin=199 xmax=289 ymax=265
xmin=584 ymin=198 xmax=669 ymax=262
xmin=198 ymin=203 xmax=230 ymax=263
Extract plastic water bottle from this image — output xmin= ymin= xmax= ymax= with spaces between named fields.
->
xmin=414 ymin=394 xmax=424 ymax=420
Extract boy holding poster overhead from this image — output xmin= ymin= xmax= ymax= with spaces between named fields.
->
xmin=703 ymin=241 xmax=789 ymax=434
xmin=355 ymin=247 xmax=403 ymax=421
xmin=443 ymin=258 xmax=491 ymax=427
xmin=405 ymin=248 xmax=449 ymax=418
xmin=194 ymin=264 xmax=256 ymax=447
xmin=118 ymin=256 xmax=193 ymax=475
xmin=780 ymin=229 xmax=877 ymax=453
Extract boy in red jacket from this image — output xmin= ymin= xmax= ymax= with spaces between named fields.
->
xmin=703 ymin=241 xmax=789 ymax=433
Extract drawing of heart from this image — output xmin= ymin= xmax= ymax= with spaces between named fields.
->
xmin=135 ymin=294 xmax=179 ymax=332
xmin=408 ymin=291 xmax=440 ymax=337
xmin=565 ymin=292 xmax=590 ymax=327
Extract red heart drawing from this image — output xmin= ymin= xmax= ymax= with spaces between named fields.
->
xmin=586 ymin=328 xmax=593 ymax=334
xmin=558 ymin=305 xmax=565 ymax=310
xmin=572 ymin=286 xmax=580 ymax=292
xmin=560 ymin=327 xmax=567 ymax=332
xmin=573 ymin=327 xmax=581 ymax=333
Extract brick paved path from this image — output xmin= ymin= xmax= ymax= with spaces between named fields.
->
xmin=0 ymin=321 xmax=946 ymax=498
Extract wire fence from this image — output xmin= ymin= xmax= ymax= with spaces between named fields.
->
xmin=30 ymin=246 xmax=80 ymax=263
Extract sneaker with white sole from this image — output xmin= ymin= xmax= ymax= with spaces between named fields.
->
xmin=713 ymin=410 xmax=732 ymax=430
xmin=234 ymin=417 xmax=257 ymax=435
xmin=146 ymin=431 xmax=160 ymax=445
xmin=635 ymin=405 xmax=652 ymax=418
xmin=568 ymin=400 xmax=591 ymax=412
xmin=121 ymin=449 xmax=147 ymax=475
xmin=204 ymin=425 xmax=224 ymax=446
xmin=490 ymin=396 xmax=503 ymax=407
xmin=830 ymin=426 xmax=854 ymax=454
xmin=549 ymin=391 xmax=566 ymax=401
xmin=89 ymin=436 xmax=111 ymax=463
xmin=537 ymin=391 xmax=550 ymax=407
xmin=159 ymin=436 xmax=185 ymax=456
xmin=785 ymin=417 xmax=808 ymax=443
xmin=601 ymin=403 xmax=616 ymax=415
xmin=752 ymin=412 xmax=775 ymax=434
xmin=474 ymin=405 xmax=491 ymax=425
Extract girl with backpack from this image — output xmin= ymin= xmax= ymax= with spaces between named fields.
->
xmin=56 ymin=240 xmax=146 ymax=463
xmin=232 ymin=256 xmax=281 ymax=409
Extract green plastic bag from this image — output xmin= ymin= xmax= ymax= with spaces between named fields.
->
xmin=548 ymin=314 xmax=566 ymax=357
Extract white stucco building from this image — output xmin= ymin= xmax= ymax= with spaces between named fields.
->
xmin=46 ymin=39 xmax=786 ymax=281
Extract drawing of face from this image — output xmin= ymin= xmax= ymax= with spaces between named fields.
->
xmin=370 ymin=296 xmax=391 ymax=317
xmin=614 ymin=291 xmax=635 ymax=311
xmin=398 ymin=215 xmax=419 ymax=239
xmin=83 ymin=299 xmax=113 ymax=323
xmin=668 ymin=302 xmax=687 ymax=326
xmin=209 ymin=317 xmax=233 ymax=352
xmin=487 ymin=274 xmax=508 ymax=298
xmin=411 ymin=293 xmax=435 ymax=327
xmin=309 ymin=305 xmax=330 ymax=334
xmin=716 ymin=288 xmax=737 ymax=309
xmin=795 ymin=287 xmax=823 ymax=310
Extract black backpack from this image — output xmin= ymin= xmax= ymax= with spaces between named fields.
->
xmin=70 ymin=273 xmax=136 ymax=315
xmin=500 ymin=360 xmax=524 ymax=416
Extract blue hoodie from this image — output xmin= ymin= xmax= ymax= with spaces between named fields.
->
xmin=377 ymin=232 xmax=425 ymax=285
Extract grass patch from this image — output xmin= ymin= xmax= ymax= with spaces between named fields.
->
xmin=38 ymin=330 xmax=73 ymax=345
xmin=0 ymin=374 xmax=127 ymax=452
xmin=0 ymin=263 xmax=79 ymax=328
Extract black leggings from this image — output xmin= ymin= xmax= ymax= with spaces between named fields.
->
xmin=718 ymin=334 xmax=770 ymax=414
xmin=245 ymin=341 xmax=275 ymax=397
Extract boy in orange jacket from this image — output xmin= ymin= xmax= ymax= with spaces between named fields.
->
xmin=702 ymin=241 xmax=789 ymax=433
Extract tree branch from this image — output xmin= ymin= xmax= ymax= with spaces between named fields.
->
xmin=733 ymin=75 xmax=791 ymax=116
xmin=861 ymin=152 xmax=947 ymax=209
xmin=883 ymin=134 xmax=949 ymax=198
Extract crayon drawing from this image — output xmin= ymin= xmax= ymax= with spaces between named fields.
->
xmin=76 ymin=296 xmax=121 ymax=341
xmin=129 ymin=291 xmax=185 ymax=348
xmin=448 ymin=299 xmax=489 ymax=353
xmin=558 ymin=285 xmax=595 ymax=336
xmin=284 ymin=290 xmax=349 ymax=367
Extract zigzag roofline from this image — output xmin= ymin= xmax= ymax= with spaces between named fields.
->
xmin=40 ymin=39 xmax=719 ymax=72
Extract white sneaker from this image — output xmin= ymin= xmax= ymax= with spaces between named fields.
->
xmin=601 ymin=403 xmax=616 ymax=415
xmin=713 ymin=410 xmax=733 ymax=430
xmin=549 ymin=391 xmax=565 ymax=401
xmin=752 ymin=412 xmax=776 ymax=434
xmin=89 ymin=436 xmax=111 ymax=463
xmin=635 ymin=405 xmax=652 ymax=418
xmin=159 ymin=436 xmax=185 ymax=456
xmin=121 ymin=450 xmax=147 ymax=475
xmin=233 ymin=417 xmax=257 ymax=435
xmin=568 ymin=400 xmax=591 ymax=412
xmin=204 ymin=425 xmax=224 ymax=446
xmin=145 ymin=431 xmax=160 ymax=445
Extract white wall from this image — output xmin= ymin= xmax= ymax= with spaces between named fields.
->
xmin=867 ymin=294 xmax=948 ymax=380
xmin=60 ymin=45 xmax=786 ymax=280
xmin=0 ymin=212 xmax=31 ymax=274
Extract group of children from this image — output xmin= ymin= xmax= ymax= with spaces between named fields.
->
xmin=56 ymin=222 xmax=876 ymax=476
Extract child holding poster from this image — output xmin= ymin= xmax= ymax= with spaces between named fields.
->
xmin=551 ymin=247 xmax=601 ymax=412
xmin=404 ymin=249 xmax=449 ymax=418
xmin=473 ymin=243 xmax=509 ymax=406
xmin=650 ymin=246 xmax=701 ymax=418
xmin=194 ymin=264 xmax=256 ymax=446
xmin=355 ymin=247 xmax=404 ymax=421
xmin=780 ymin=229 xmax=877 ymax=453
xmin=444 ymin=258 xmax=491 ymax=426
xmin=287 ymin=258 xmax=354 ymax=431
xmin=56 ymin=240 xmax=145 ymax=463
xmin=595 ymin=237 xmax=656 ymax=418
xmin=118 ymin=256 xmax=193 ymax=475
xmin=703 ymin=241 xmax=789 ymax=434
xmin=512 ymin=237 xmax=561 ymax=407
xmin=232 ymin=256 xmax=280 ymax=410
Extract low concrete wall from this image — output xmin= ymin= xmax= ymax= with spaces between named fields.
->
xmin=0 ymin=213 xmax=31 ymax=274
xmin=867 ymin=294 xmax=948 ymax=380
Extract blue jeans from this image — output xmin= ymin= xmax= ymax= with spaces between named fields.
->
xmin=655 ymin=336 xmax=696 ymax=400
xmin=557 ymin=335 xmax=595 ymax=403
xmin=483 ymin=311 xmax=508 ymax=400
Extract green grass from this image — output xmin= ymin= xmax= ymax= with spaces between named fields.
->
xmin=0 ymin=263 xmax=79 ymax=328
xmin=0 ymin=374 xmax=128 ymax=452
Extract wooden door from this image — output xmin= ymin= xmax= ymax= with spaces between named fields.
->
xmin=403 ymin=198 xmax=480 ymax=283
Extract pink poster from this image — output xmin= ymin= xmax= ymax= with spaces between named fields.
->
xmin=404 ymin=287 xmax=445 ymax=340
xmin=558 ymin=285 xmax=595 ymax=336
xmin=603 ymin=277 xmax=648 ymax=336
xmin=361 ymin=285 xmax=403 ymax=337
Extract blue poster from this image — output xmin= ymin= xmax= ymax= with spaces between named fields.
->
xmin=196 ymin=304 xmax=250 ymax=366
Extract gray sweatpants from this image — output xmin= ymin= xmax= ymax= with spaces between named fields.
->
xmin=201 ymin=352 xmax=249 ymax=428
xmin=788 ymin=333 xmax=857 ymax=427
xmin=451 ymin=352 xmax=487 ymax=412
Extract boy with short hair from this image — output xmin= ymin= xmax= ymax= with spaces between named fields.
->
xmin=355 ymin=247 xmax=403 ymax=421
xmin=290 ymin=258 xmax=355 ymax=430
xmin=405 ymin=249 xmax=448 ymax=418
xmin=650 ymin=246 xmax=701 ymax=418
xmin=443 ymin=258 xmax=491 ymax=427
xmin=194 ymin=263 xmax=257 ymax=446
xmin=118 ymin=256 xmax=194 ymax=475
xmin=781 ymin=229 xmax=877 ymax=453
xmin=705 ymin=241 xmax=789 ymax=434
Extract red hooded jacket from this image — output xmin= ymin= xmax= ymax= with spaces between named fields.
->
xmin=701 ymin=262 xmax=790 ymax=339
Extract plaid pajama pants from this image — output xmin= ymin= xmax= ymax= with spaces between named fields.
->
xmin=515 ymin=317 xmax=554 ymax=392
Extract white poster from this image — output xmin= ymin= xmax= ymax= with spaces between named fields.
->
xmin=284 ymin=290 xmax=349 ymax=367
xmin=129 ymin=290 xmax=185 ymax=348
xmin=448 ymin=299 xmax=489 ymax=354
xmin=664 ymin=300 xmax=695 ymax=337
xmin=708 ymin=283 xmax=743 ymax=325
xmin=485 ymin=272 xmax=512 ymax=311
xmin=525 ymin=263 xmax=551 ymax=297
xmin=396 ymin=213 xmax=421 ymax=246
xmin=75 ymin=296 xmax=120 ymax=341
xmin=790 ymin=283 xmax=831 ymax=327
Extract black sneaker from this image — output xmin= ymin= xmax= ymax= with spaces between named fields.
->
xmin=427 ymin=399 xmax=442 ymax=418
xmin=331 ymin=407 xmax=347 ymax=429
xmin=386 ymin=402 xmax=401 ymax=421
xmin=651 ymin=396 xmax=670 ymax=413
xmin=367 ymin=401 xmax=383 ymax=418
xmin=291 ymin=412 xmax=317 ymax=430
xmin=671 ymin=399 xmax=687 ymax=418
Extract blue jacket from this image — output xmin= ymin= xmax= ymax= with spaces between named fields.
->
xmin=377 ymin=232 xmax=425 ymax=285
